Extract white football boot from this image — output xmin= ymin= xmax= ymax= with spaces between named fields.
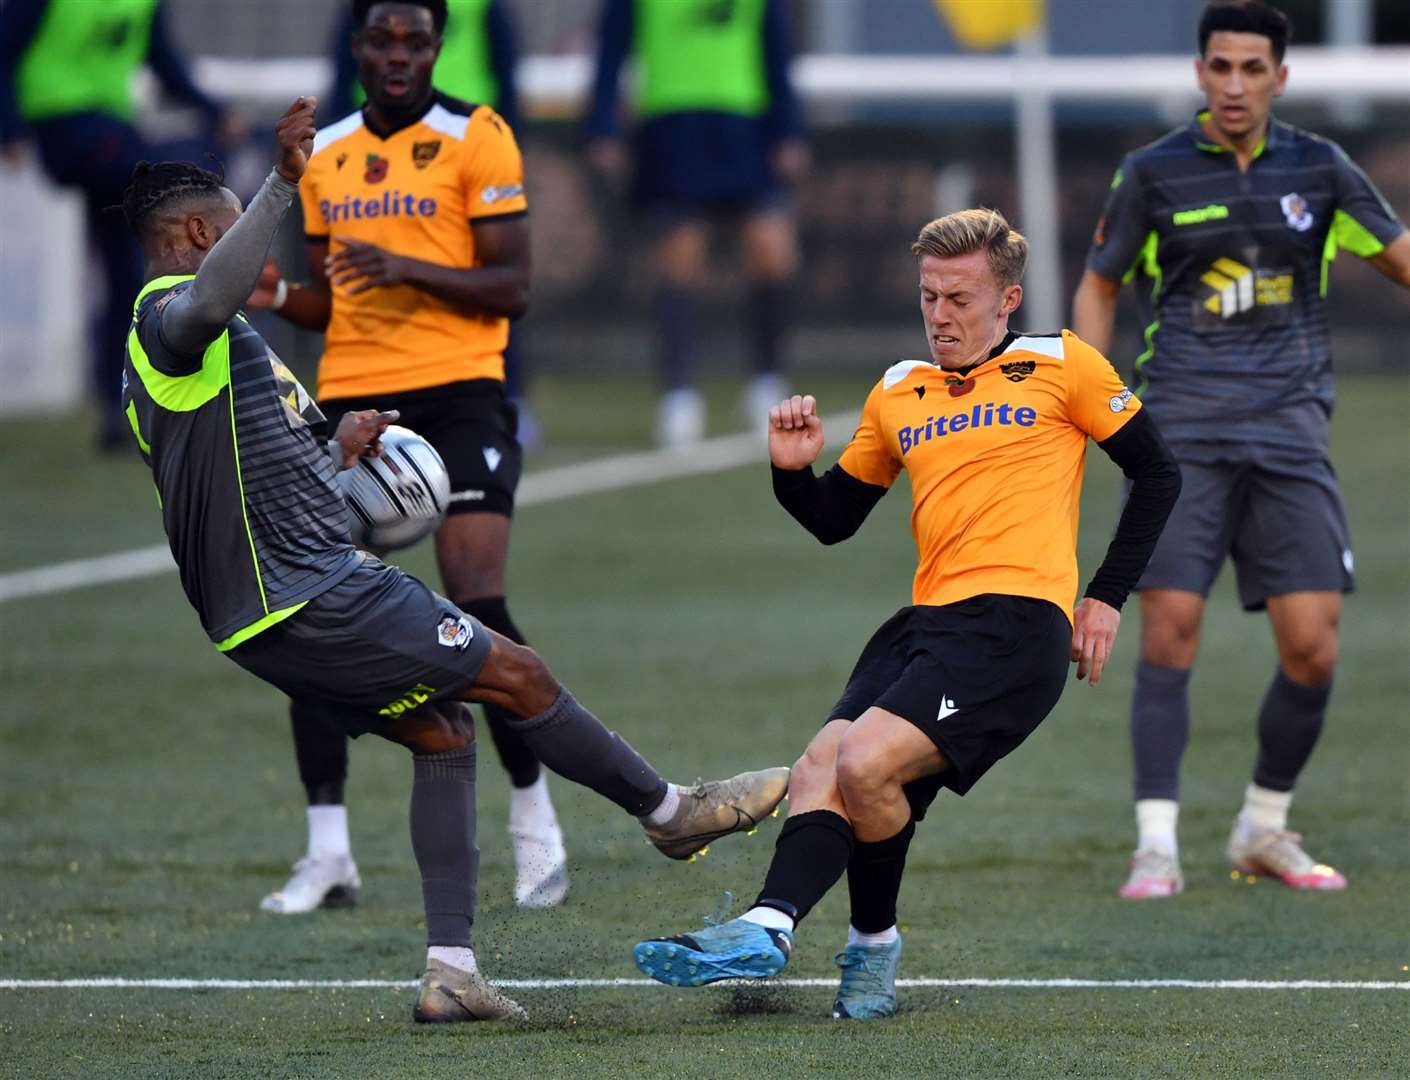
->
xmin=260 ymin=853 xmax=361 ymax=914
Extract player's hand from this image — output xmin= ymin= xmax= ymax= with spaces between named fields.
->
xmin=332 ymin=409 xmax=399 ymax=469
xmin=274 ymin=96 xmax=317 ymax=182
xmin=326 ymin=236 xmax=412 ymax=295
xmin=245 ymin=258 xmax=283 ymax=310
xmin=1071 ymin=597 xmax=1121 ymax=686
xmin=768 ymin=394 xmax=824 ymax=470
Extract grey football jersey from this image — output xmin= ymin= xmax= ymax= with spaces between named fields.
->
xmin=122 ymin=276 xmax=360 ymax=648
xmin=1087 ymin=114 xmax=1403 ymax=455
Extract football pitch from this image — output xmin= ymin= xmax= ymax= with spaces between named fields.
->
xmin=2 ymin=372 xmax=1407 ymax=1079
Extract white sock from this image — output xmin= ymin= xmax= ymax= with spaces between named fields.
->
xmin=307 ymin=804 xmax=351 ymax=860
xmin=1134 ymin=799 xmax=1179 ymax=855
xmin=640 ymin=784 xmax=680 ymax=827
xmin=740 ymin=905 xmax=795 ymax=933
xmin=427 ymin=946 xmax=477 ymax=974
xmin=1240 ymin=784 xmax=1292 ymax=834
xmin=509 ymin=773 xmax=555 ymax=832
xmin=847 ymin=924 xmax=898 ymax=948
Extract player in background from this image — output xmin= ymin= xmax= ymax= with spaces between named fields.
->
xmin=249 ymin=0 xmax=567 ymax=915
xmin=0 ymin=0 xmax=239 ymax=450
xmin=634 ymin=210 xmax=1182 ymax=1019
xmin=1072 ymin=0 xmax=1410 ymax=900
xmin=586 ymin=0 xmax=807 ymax=447
xmin=119 ymin=98 xmax=789 ymax=1022
xmin=326 ymin=0 xmax=540 ymax=445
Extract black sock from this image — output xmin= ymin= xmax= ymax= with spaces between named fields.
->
xmin=847 ymin=819 xmax=915 ymax=933
xmin=755 ymin=810 xmax=855 ymax=926
xmin=1253 ymin=669 xmax=1330 ymax=792
xmin=290 ymin=697 xmax=348 ymax=805
xmin=654 ymin=285 xmax=696 ymax=389
xmin=1131 ymin=660 xmax=1191 ymax=801
xmin=410 ymin=741 xmax=479 ymax=948
xmin=511 ymin=688 xmax=667 ymax=816
xmin=456 ymin=596 xmax=542 ymax=789
xmin=747 ymin=281 xmax=790 ymax=375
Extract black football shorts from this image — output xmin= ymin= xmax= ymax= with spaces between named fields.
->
xmin=226 ymin=554 xmax=492 ymax=737
xmin=829 ymin=595 xmax=1071 ymax=816
xmin=322 ymin=378 xmax=523 ymax=517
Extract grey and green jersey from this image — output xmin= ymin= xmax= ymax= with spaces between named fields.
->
xmin=1087 ymin=113 xmax=1403 ymax=453
xmin=122 ymin=276 xmax=360 ymax=650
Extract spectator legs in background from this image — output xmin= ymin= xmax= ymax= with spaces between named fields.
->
xmin=740 ymin=207 xmax=799 ymax=435
xmin=652 ymin=219 xmax=707 ymax=448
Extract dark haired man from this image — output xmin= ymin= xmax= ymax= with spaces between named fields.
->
xmin=249 ymin=0 xmax=565 ymax=915
xmin=120 ymin=99 xmax=788 ymax=1023
xmin=635 ymin=209 xmax=1181 ymax=1019
xmin=1073 ymin=0 xmax=1409 ymax=900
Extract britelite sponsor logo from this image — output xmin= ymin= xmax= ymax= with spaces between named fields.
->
xmin=899 ymin=401 xmax=1037 ymax=455
xmin=319 ymin=191 xmax=440 ymax=224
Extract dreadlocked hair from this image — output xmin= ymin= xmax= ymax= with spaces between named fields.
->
xmin=121 ymin=160 xmax=226 ymax=237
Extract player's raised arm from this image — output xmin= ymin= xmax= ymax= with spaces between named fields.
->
xmin=157 ymin=97 xmax=317 ymax=355
xmin=770 ymin=392 xmax=892 ymax=546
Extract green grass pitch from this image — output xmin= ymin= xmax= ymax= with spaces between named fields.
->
xmin=1 ymin=373 xmax=1406 ymax=1079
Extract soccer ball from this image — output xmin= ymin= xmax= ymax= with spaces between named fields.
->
xmin=337 ymin=425 xmax=450 ymax=551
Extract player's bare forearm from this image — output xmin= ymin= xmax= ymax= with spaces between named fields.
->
xmin=398 ymin=257 xmax=529 ymax=319
xmin=1367 ymin=233 xmax=1410 ymax=289
xmin=279 ymin=279 xmax=334 ymax=330
xmin=1071 ymin=269 xmax=1121 ymax=356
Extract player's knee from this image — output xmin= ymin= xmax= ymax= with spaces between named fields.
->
xmin=789 ymin=739 xmax=839 ymax=801
xmin=1279 ymin=636 xmax=1338 ymax=687
xmin=834 ymin=738 xmax=893 ymax=809
xmin=389 ymin=703 xmax=474 ymax=754
xmin=1141 ymin=612 xmax=1201 ymax=667
xmin=497 ymin=641 xmax=560 ymax=711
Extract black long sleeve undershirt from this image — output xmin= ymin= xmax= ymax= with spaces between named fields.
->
xmin=771 ymin=461 xmax=888 ymax=545
xmin=771 ymin=408 xmax=1181 ymax=611
xmin=1083 ymin=408 xmax=1182 ymax=610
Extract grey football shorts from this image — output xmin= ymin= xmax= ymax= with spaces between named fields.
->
xmin=226 ymin=554 xmax=492 ymax=737
xmin=1134 ymin=444 xmax=1354 ymax=611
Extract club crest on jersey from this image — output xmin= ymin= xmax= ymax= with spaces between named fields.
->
xmin=1001 ymin=360 xmax=1036 ymax=382
xmin=1280 ymin=192 xmax=1313 ymax=232
xmin=946 ymin=375 xmax=976 ymax=397
xmin=437 ymin=615 xmax=475 ymax=650
xmin=412 ymin=140 xmax=441 ymax=169
xmin=364 ymin=153 xmax=389 ymax=184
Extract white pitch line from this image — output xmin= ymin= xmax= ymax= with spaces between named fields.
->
xmin=0 ymin=412 xmax=859 ymax=606
xmin=1 ymin=977 xmax=1406 ymax=991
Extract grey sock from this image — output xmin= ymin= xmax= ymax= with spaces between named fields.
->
xmin=410 ymin=742 xmax=478 ymax=948
xmin=1132 ymin=660 xmax=1191 ymax=801
xmin=1253 ymin=669 xmax=1330 ymax=792
xmin=511 ymin=689 xmax=668 ymax=816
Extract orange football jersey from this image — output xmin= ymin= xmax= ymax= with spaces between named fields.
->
xmin=838 ymin=331 xmax=1141 ymax=622
xmin=300 ymin=95 xmax=528 ymax=399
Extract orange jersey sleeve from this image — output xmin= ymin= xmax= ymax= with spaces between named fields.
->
xmin=838 ymin=380 xmax=904 ymax=489
xmin=1061 ymin=331 xmax=1142 ymax=442
xmin=299 ymin=154 xmax=327 ymax=241
xmin=462 ymin=107 xmax=527 ymax=221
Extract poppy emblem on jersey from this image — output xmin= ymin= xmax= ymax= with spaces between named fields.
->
xmin=437 ymin=615 xmax=475 ymax=650
xmin=1001 ymin=360 xmax=1036 ymax=382
xmin=1280 ymin=192 xmax=1314 ymax=232
xmin=364 ymin=153 xmax=389 ymax=184
xmin=946 ymin=376 xmax=976 ymax=397
xmin=412 ymin=140 xmax=441 ymax=169
xmin=336 ymin=152 xmax=348 ymax=170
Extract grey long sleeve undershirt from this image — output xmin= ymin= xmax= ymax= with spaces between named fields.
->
xmin=160 ymin=169 xmax=298 ymax=357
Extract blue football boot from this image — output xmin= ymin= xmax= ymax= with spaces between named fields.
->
xmin=832 ymin=934 xmax=903 ymax=1019
xmin=634 ymin=917 xmax=793 ymax=987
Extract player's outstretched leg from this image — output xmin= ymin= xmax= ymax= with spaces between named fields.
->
xmin=466 ymin=635 xmax=789 ymax=859
xmin=634 ymin=916 xmax=794 ymax=986
xmin=832 ymin=816 xmax=914 ymax=1019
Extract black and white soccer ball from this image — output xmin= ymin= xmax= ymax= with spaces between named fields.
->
xmin=337 ymin=425 xmax=450 ymax=551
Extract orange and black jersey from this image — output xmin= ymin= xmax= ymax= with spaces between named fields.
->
xmin=300 ymin=92 xmax=528 ymax=400
xmin=774 ymin=331 xmax=1181 ymax=620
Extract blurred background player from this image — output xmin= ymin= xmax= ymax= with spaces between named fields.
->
xmin=1072 ymin=0 xmax=1410 ymax=900
xmin=250 ymin=0 xmax=570 ymax=914
xmin=325 ymin=0 xmax=539 ymax=446
xmin=635 ymin=210 xmax=1181 ymax=1018
xmin=586 ymin=0 xmax=807 ymax=448
xmin=0 ymin=0 xmax=238 ymax=450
